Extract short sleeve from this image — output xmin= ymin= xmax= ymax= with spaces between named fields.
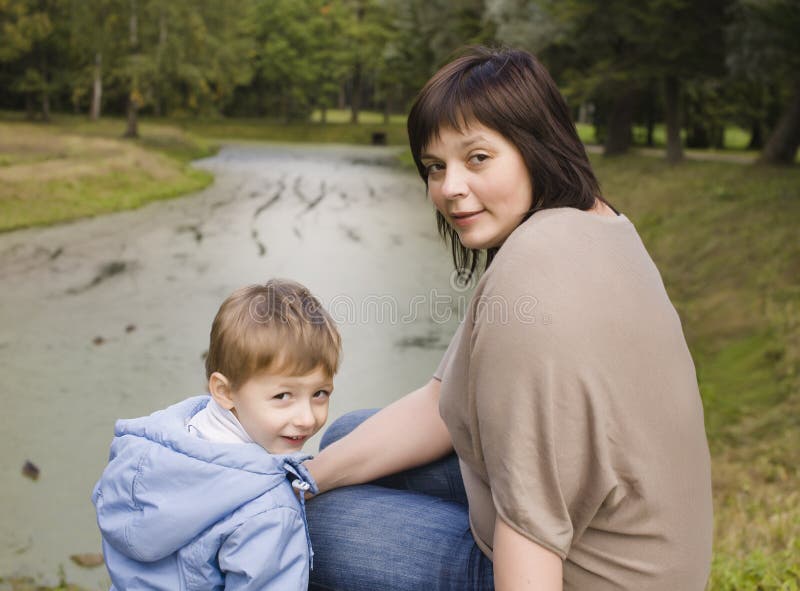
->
xmin=469 ymin=263 xmax=616 ymax=558
xmin=433 ymin=321 xmax=465 ymax=381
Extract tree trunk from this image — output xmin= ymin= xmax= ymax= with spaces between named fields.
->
xmin=604 ymin=88 xmax=635 ymax=156
xmin=321 ymin=105 xmax=327 ymax=124
xmin=90 ymin=52 xmax=103 ymax=121
xmin=350 ymin=62 xmax=362 ymax=124
xmin=41 ymin=89 xmax=50 ymax=122
xmin=124 ymin=94 xmax=139 ymax=138
xmin=25 ymin=94 xmax=35 ymax=120
xmin=154 ymin=8 xmax=166 ymax=118
xmin=383 ymin=93 xmax=390 ymax=124
xmin=645 ymin=86 xmax=655 ymax=147
xmin=129 ymin=0 xmax=138 ymax=46
xmin=760 ymin=81 xmax=800 ymax=165
xmin=663 ymin=75 xmax=683 ymax=163
xmin=712 ymin=125 xmax=725 ymax=150
xmin=124 ymin=0 xmax=139 ymax=138
xmin=747 ymin=119 xmax=763 ymax=150
xmin=40 ymin=54 xmax=50 ymax=122
xmin=578 ymin=102 xmax=590 ymax=124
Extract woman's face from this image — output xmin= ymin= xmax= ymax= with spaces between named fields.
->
xmin=420 ymin=121 xmax=533 ymax=250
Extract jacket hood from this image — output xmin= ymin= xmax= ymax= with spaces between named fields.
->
xmin=93 ymin=396 xmax=315 ymax=563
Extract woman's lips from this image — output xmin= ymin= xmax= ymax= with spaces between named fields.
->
xmin=450 ymin=210 xmax=484 ymax=227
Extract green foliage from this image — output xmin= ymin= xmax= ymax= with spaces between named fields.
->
xmin=710 ymin=543 xmax=800 ymax=590
xmin=0 ymin=0 xmax=52 ymax=63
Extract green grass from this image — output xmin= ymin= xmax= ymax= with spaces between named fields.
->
xmin=0 ymin=114 xmax=215 ymax=232
xmin=184 ymin=119 xmax=408 ymax=145
xmin=309 ymin=107 xmax=407 ymax=125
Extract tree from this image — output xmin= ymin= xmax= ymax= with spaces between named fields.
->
xmin=64 ymin=0 xmax=121 ymax=120
xmin=729 ymin=0 xmax=800 ymax=165
xmin=489 ymin=0 xmax=729 ymax=161
xmin=249 ymin=0 xmax=342 ymax=121
xmin=0 ymin=0 xmax=58 ymax=120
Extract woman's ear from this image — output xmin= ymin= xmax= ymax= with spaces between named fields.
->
xmin=208 ymin=372 xmax=235 ymax=410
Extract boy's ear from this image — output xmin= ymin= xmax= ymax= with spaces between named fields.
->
xmin=208 ymin=372 xmax=235 ymax=410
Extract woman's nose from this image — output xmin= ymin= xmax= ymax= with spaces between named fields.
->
xmin=440 ymin=166 xmax=468 ymax=199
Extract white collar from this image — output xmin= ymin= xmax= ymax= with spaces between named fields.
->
xmin=187 ymin=398 xmax=254 ymax=444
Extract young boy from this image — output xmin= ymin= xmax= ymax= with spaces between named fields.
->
xmin=92 ymin=279 xmax=340 ymax=591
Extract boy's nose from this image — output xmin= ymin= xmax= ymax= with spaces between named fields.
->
xmin=292 ymin=404 xmax=317 ymax=430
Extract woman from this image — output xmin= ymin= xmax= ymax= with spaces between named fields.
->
xmin=304 ymin=46 xmax=713 ymax=591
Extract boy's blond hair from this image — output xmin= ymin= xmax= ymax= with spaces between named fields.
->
xmin=205 ymin=279 xmax=341 ymax=390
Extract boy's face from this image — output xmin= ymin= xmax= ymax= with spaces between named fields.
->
xmin=219 ymin=366 xmax=333 ymax=454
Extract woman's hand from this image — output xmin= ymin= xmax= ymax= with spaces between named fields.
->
xmin=305 ymin=378 xmax=453 ymax=494
xmin=493 ymin=515 xmax=563 ymax=591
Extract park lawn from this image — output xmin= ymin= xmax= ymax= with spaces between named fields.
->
xmin=179 ymin=117 xmax=408 ymax=145
xmin=309 ymin=107 xmax=407 ymax=125
xmin=0 ymin=114 xmax=215 ymax=232
xmin=1 ymin=113 xmax=798 ymax=589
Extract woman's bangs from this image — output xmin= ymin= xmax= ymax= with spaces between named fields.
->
xmin=413 ymin=70 xmax=509 ymax=162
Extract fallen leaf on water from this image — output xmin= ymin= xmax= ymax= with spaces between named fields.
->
xmin=92 ymin=336 xmax=105 ymax=346
xmin=125 ymin=324 xmax=136 ymax=333
xmin=70 ymin=553 xmax=104 ymax=568
xmin=22 ymin=460 xmax=40 ymax=480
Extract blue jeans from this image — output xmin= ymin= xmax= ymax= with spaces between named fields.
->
xmin=306 ymin=409 xmax=494 ymax=590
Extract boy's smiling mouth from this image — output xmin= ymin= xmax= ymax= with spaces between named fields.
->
xmin=281 ymin=435 xmax=309 ymax=444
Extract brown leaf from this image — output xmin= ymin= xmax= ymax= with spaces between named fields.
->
xmin=70 ymin=553 xmax=104 ymax=568
xmin=92 ymin=336 xmax=105 ymax=346
xmin=22 ymin=460 xmax=39 ymax=481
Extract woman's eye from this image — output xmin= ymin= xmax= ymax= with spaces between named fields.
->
xmin=469 ymin=153 xmax=489 ymax=165
xmin=273 ymin=392 xmax=291 ymax=400
xmin=425 ymin=162 xmax=444 ymax=175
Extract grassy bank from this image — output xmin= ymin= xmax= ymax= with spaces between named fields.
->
xmin=0 ymin=114 xmax=215 ymax=233
xmin=593 ymin=156 xmax=800 ymax=589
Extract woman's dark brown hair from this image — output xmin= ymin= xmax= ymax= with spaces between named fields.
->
xmin=407 ymin=46 xmax=614 ymax=277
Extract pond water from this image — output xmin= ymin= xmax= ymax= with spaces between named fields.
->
xmin=0 ymin=143 xmax=467 ymax=588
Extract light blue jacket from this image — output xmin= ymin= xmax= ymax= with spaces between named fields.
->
xmin=92 ymin=396 xmax=318 ymax=591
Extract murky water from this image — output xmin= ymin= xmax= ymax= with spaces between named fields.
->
xmin=0 ymin=143 xmax=466 ymax=588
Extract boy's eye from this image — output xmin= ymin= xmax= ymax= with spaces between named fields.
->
xmin=273 ymin=392 xmax=291 ymax=400
xmin=313 ymin=390 xmax=330 ymax=399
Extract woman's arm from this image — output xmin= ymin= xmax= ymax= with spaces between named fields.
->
xmin=493 ymin=515 xmax=563 ymax=591
xmin=305 ymin=378 xmax=452 ymax=493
